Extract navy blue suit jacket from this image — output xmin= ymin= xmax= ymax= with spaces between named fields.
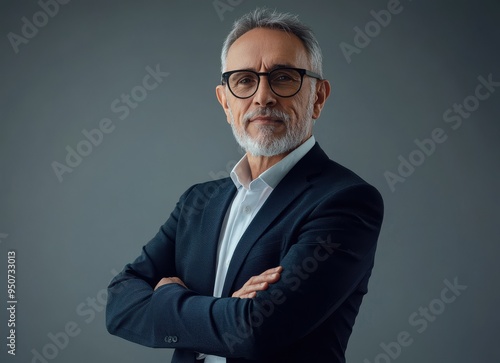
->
xmin=106 ymin=143 xmax=384 ymax=362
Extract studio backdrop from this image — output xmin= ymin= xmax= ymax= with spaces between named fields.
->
xmin=1 ymin=0 xmax=499 ymax=362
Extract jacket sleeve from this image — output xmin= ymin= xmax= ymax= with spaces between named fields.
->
xmin=106 ymin=183 xmax=383 ymax=359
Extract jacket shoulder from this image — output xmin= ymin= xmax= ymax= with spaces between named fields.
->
xmin=299 ymin=143 xmax=380 ymax=193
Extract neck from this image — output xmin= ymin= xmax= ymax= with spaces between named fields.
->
xmin=244 ymin=133 xmax=313 ymax=180
xmin=246 ymin=152 xmax=289 ymax=180
xmin=245 ymin=134 xmax=311 ymax=180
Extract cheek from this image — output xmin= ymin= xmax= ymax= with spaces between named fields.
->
xmin=228 ymin=103 xmax=250 ymax=125
xmin=293 ymin=95 xmax=312 ymax=118
xmin=286 ymin=103 xmax=302 ymax=122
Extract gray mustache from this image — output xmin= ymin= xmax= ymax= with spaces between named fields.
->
xmin=243 ymin=107 xmax=291 ymax=124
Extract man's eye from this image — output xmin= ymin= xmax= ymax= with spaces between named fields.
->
xmin=272 ymin=73 xmax=295 ymax=82
xmin=239 ymin=77 xmax=253 ymax=84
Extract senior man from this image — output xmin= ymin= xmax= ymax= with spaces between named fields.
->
xmin=106 ymin=8 xmax=384 ymax=363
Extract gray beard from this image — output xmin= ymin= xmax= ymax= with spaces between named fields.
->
xmin=228 ymin=98 xmax=315 ymax=157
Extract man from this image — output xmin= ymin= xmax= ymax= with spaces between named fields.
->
xmin=106 ymin=8 xmax=383 ymax=363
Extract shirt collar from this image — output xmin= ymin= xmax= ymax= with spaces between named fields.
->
xmin=230 ymin=136 xmax=316 ymax=190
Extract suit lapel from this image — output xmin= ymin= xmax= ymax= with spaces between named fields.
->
xmin=194 ymin=178 xmax=236 ymax=295
xmin=220 ymin=143 xmax=328 ymax=296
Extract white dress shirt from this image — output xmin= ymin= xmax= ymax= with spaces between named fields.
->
xmin=201 ymin=136 xmax=315 ymax=362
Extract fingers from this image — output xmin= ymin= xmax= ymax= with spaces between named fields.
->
xmin=260 ymin=266 xmax=283 ymax=277
xmin=233 ymin=281 xmax=269 ymax=299
xmin=232 ymin=266 xmax=283 ymax=298
xmin=154 ymin=277 xmax=187 ymax=291
xmin=244 ymin=267 xmax=282 ymax=288
xmin=170 ymin=277 xmax=187 ymax=288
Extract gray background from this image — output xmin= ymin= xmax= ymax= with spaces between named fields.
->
xmin=1 ymin=0 xmax=499 ymax=362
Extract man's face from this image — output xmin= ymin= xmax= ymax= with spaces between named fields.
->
xmin=216 ymin=28 xmax=329 ymax=157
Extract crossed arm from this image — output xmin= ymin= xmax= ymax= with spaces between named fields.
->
xmin=106 ymin=184 xmax=383 ymax=359
xmin=154 ymin=266 xmax=284 ymax=298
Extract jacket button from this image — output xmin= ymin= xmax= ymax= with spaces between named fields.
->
xmin=164 ymin=335 xmax=178 ymax=343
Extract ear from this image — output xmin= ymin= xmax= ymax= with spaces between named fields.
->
xmin=312 ymin=79 xmax=331 ymax=120
xmin=216 ymin=85 xmax=232 ymax=124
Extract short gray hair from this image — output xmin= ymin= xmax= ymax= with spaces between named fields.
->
xmin=220 ymin=8 xmax=324 ymax=77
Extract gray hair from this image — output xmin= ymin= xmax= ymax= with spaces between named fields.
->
xmin=220 ymin=8 xmax=324 ymax=77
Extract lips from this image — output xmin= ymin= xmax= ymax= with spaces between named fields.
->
xmin=250 ymin=117 xmax=282 ymax=123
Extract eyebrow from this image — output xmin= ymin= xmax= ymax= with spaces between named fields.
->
xmin=239 ymin=64 xmax=297 ymax=72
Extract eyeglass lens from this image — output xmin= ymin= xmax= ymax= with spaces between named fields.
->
xmin=228 ymin=69 xmax=303 ymax=98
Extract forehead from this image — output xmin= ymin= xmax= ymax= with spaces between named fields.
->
xmin=225 ymin=27 xmax=310 ymax=71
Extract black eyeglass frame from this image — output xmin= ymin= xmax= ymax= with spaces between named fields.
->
xmin=221 ymin=67 xmax=323 ymax=99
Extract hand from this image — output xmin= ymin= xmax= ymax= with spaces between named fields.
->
xmin=232 ymin=266 xmax=283 ymax=299
xmin=154 ymin=277 xmax=187 ymax=291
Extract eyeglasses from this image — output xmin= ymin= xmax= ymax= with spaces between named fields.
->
xmin=221 ymin=67 xmax=323 ymax=99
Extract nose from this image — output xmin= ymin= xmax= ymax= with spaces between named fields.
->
xmin=252 ymin=77 xmax=277 ymax=107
